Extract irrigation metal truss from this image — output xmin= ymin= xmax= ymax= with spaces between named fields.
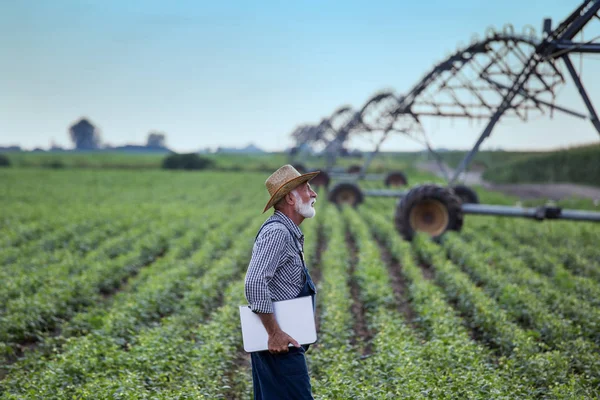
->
xmin=289 ymin=0 xmax=600 ymax=240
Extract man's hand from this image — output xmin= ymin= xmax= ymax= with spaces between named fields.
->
xmin=257 ymin=312 xmax=300 ymax=354
xmin=268 ymin=330 xmax=300 ymax=354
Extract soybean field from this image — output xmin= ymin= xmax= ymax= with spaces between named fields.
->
xmin=1 ymin=168 xmax=599 ymax=399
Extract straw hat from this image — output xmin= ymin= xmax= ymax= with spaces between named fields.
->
xmin=262 ymin=164 xmax=320 ymax=213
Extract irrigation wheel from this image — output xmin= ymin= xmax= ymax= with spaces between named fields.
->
xmin=347 ymin=164 xmax=362 ymax=174
xmin=395 ymin=184 xmax=463 ymax=241
xmin=292 ymin=164 xmax=307 ymax=174
xmin=451 ymin=184 xmax=480 ymax=204
xmin=384 ymin=171 xmax=408 ymax=187
xmin=310 ymin=170 xmax=330 ymax=188
xmin=328 ymin=182 xmax=364 ymax=207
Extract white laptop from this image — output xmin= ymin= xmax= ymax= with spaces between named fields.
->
xmin=239 ymin=295 xmax=317 ymax=353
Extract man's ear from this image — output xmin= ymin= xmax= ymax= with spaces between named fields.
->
xmin=285 ymin=192 xmax=295 ymax=206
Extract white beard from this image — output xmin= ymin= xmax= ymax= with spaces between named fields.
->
xmin=293 ymin=192 xmax=316 ymax=218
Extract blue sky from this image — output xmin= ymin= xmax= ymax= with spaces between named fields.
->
xmin=1 ymin=0 xmax=599 ymax=152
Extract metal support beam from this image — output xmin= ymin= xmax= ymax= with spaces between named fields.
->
xmin=562 ymin=54 xmax=600 ymax=137
xmin=462 ymin=203 xmax=600 ymax=222
xmin=363 ymin=189 xmax=406 ymax=198
xmin=556 ymin=0 xmax=600 ymax=41
xmin=555 ymin=42 xmax=600 ymax=53
xmin=449 ymin=39 xmax=554 ymax=186
xmin=447 ymin=110 xmax=503 ymax=185
xmin=483 ymin=76 xmax=589 ymax=119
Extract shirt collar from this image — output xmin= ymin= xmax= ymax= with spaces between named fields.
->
xmin=273 ymin=210 xmax=304 ymax=242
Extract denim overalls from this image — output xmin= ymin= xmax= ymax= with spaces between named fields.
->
xmin=250 ymin=220 xmax=317 ymax=400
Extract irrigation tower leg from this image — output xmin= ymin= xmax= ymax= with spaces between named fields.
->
xmin=562 ymin=54 xmax=600 ymax=137
xmin=449 ymin=47 xmax=546 ymax=185
xmin=448 ymin=111 xmax=503 ymax=186
xmin=359 ymin=129 xmax=391 ymax=179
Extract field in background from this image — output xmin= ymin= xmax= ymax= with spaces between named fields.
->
xmin=3 ymin=141 xmax=598 ymax=188
xmin=1 ymin=166 xmax=599 ymax=399
xmin=0 ymin=149 xmax=522 ymax=172
xmin=482 ymin=143 xmax=600 ymax=187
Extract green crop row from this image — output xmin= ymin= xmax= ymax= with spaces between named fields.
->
xmin=0 ymin=201 xmax=245 ymax=367
xmin=62 ymin=208 xmax=253 ymax=344
xmin=0 ymin=177 xmax=262 ymax=352
xmin=0 ymin=216 xmax=176 ymax=353
xmin=0 ymin=218 xmax=61 ymax=249
xmin=0 ymin=213 xmax=127 ymax=267
xmin=440 ymin=232 xmax=600 ymax=355
xmin=360 ymin=207 xmax=544 ymax=398
xmin=412 ymin=233 xmax=598 ymax=398
xmin=462 ymin=219 xmax=600 ymax=306
xmin=308 ymin=204 xmax=361 ymax=398
xmin=1 ymin=208 xmax=263 ymax=398
xmin=458 ymin=226 xmax=600 ymax=342
xmin=341 ymin=207 xmax=437 ymax=399
xmin=44 ymin=220 xmax=261 ymax=399
xmin=0 ymin=212 xmax=155 ymax=310
xmin=491 ymin=217 xmax=600 ymax=278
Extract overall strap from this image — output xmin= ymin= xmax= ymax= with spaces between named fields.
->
xmin=255 ymin=220 xmax=303 ymax=254
xmin=256 ymin=219 xmax=316 ymax=294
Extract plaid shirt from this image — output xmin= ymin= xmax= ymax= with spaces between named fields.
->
xmin=244 ymin=210 xmax=307 ymax=314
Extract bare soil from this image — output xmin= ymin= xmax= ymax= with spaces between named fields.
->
xmin=418 ymin=261 xmax=435 ymax=281
xmin=375 ymin=240 xmax=418 ymax=329
xmin=345 ymin=231 xmax=373 ymax=356
xmin=227 ymin=350 xmax=252 ymax=400
xmin=312 ymin=222 xmax=326 ymax=333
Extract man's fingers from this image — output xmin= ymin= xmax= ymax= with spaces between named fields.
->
xmin=267 ymin=331 xmax=300 ymax=353
xmin=287 ymin=335 xmax=300 ymax=348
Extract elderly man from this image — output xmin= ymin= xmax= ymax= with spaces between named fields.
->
xmin=244 ymin=164 xmax=319 ymax=400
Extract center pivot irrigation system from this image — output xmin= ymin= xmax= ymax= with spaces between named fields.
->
xmin=288 ymin=105 xmax=413 ymax=189
xmin=291 ymin=0 xmax=600 ymax=241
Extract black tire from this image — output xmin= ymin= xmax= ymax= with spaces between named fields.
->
xmin=385 ymin=171 xmax=408 ymax=187
xmin=451 ymin=184 xmax=479 ymax=204
xmin=310 ymin=170 xmax=330 ymax=188
xmin=347 ymin=164 xmax=362 ymax=174
xmin=292 ymin=164 xmax=306 ymax=174
xmin=394 ymin=184 xmax=463 ymax=241
xmin=328 ymin=182 xmax=364 ymax=207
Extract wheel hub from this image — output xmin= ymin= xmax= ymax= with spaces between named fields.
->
xmin=389 ymin=176 xmax=406 ymax=186
xmin=337 ymin=189 xmax=357 ymax=205
xmin=408 ymin=199 xmax=449 ymax=237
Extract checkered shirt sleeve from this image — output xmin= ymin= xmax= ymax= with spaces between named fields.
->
xmin=244 ymin=227 xmax=288 ymax=313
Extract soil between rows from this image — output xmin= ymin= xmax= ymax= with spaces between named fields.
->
xmin=345 ymin=231 xmax=373 ymax=356
xmin=374 ymin=239 xmax=418 ymax=330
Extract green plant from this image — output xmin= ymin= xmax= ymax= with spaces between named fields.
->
xmin=161 ymin=152 xmax=215 ymax=170
xmin=0 ymin=153 xmax=10 ymax=167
